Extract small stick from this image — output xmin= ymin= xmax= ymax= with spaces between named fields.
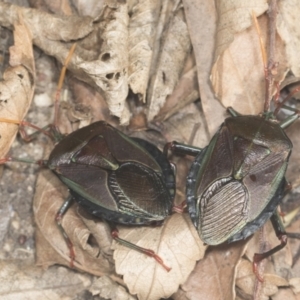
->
xmin=265 ymin=0 xmax=278 ymax=112
xmin=54 ymin=43 xmax=77 ymax=128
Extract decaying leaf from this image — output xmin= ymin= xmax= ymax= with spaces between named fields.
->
xmin=90 ymin=276 xmax=135 ymax=300
xmin=0 ymin=260 xmax=93 ymax=300
xmin=289 ymin=278 xmax=300 ymax=295
xmin=277 ymin=0 xmax=300 ymax=77
xmin=156 ymin=64 xmax=199 ymax=122
xmin=212 ymin=1 xmax=268 ymax=114
xmin=0 ymin=2 xmax=130 ymax=124
xmin=179 ymin=239 xmax=248 ymax=300
xmin=182 ymin=0 xmax=225 ymax=137
xmin=128 ymin=0 xmax=161 ymax=102
xmin=147 ymin=8 xmax=191 ymax=121
xmin=113 ymin=213 xmax=206 ymax=300
xmin=0 ymin=17 xmax=35 ymax=157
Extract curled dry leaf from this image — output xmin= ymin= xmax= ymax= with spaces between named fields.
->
xmin=210 ymin=1 xmax=290 ymax=115
xmin=211 ymin=0 xmax=267 ymax=115
xmin=79 ymin=3 xmax=130 ymax=124
xmin=180 ymin=239 xmax=248 ymax=300
xmin=156 ymin=65 xmax=199 ymax=122
xmin=0 ymin=3 xmax=94 ymax=41
xmin=182 ymin=0 xmax=225 ymax=136
xmin=0 ymin=260 xmax=92 ymax=300
xmin=128 ymin=0 xmax=161 ymax=102
xmin=147 ymin=8 xmax=191 ymax=121
xmin=113 ymin=213 xmax=206 ymax=300
xmin=33 ymin=165 xmax=114 ymax=277
xmin=0 ymin=17 xmax=35 ymax=157
xmin=0 ymin=2 xmax=130 ymax=124
xmin=90 ymin=276 xmax=135 ymax=300
xmin=289 ymin=278 xmax=300 ymax=294
xmin=277 ymin=0 xmax=300 ymax=77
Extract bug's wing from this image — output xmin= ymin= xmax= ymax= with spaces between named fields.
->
xmin=192 ymin=125 xmax=249 ymax=245
xmin=109 ymin=163 xmax=172 ymax=219
xmin=56 ymin=162 xmax=171 ymax=222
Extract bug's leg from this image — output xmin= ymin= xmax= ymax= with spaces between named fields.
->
xmin=253 ymin=210 xmax=287 ymax=282
xmin=111 ymin=228 xmax=171 ymax=272
xmin=172 ymin=200 xmax=187 ymax=213
xmin=55 ymin=195 xmax=76 ymax=266
xmin=164 ymin=141 xmax=203 ymax=157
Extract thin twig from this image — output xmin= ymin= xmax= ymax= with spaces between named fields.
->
xmin=265 ymin=0 xmax=278 ymax=112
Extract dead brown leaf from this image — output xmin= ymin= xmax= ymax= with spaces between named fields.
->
xmin=0 ymin=260 xmax=92 ymax=300
xmin=0 ymin=16 xmax=35 ymax=158
xmin=128 ymin=0 xmax=161 ymax=102
xmin=90 ymin=276 xmax=136 ymax=300
xmin=0 ymin=2 xmax=131 ymax=124
xmin=179 ymin=240 xmax=248 ymax=300
xmin=290 ymin=278 xmax=300 ymax=295
xmin=277 ymin=0 xmax=300 ymax=77
xmin=183 ymin=0 xmax=225 ymax=137
xmin=113 ymin=213 xmax=206 ymax=300
xmin=156 ymin=63 xmax=199 ymax=122
xmin=147 ymin=7 xmax=191 ymax=121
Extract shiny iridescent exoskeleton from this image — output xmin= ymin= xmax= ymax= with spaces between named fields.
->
xmin=47 ymin=121 xmax=175 ymax=225
xmin=186 ymin=114 xmax=292 ymax=245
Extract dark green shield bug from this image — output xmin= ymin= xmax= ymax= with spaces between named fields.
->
xmin=49 ymin=120 xmax=175 ymax=270
xmin=48 ymin=121 xmax=175 ymax=225
xmin=167 ymin=107 xmax=298 ymax=279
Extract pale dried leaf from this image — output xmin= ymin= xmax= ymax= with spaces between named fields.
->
xmin=147 ymin=9 xmax=191 ymax=121
xmin=277 ymin=0 xmax=300 ymax=77
xmin=0 ymin=18 xmax=34 ymax=158
xmin=113 ymin=213 xmax=206 ymax=300
xmin=79 ymin=3 xmax=130 ymax=124
xmin=211 ymin=1 xmax=289 ymax=115
xmin=0 ymin=260 xmax=92 ymax=300
xmin=0 ymin=2 xmax=130 ymax=124
xmin=290 ymin=278 xmax=300 ymax=294
xmin=73 ymin=0 xmax=105 ymax=17
xmin=128 ymin=0 xmax=161 ymax=101
xmin=162 ymin=103 xmax=209 ymax=148
xmin=33 ymin=167 xmax=113 ymax=276
xmin=156 ymin=65 xmax=199 ymax=122
xmin=0 ymin=3 xmax=94 ymax=41
xmin=273 ymin=288 xmax=298 ymax=300
xmin=90 ymin=276 xmax=135 ymax=300
xmin=183 ymin=0 xmax=225 ymax=137
xmin=213 ymin=0 xmax=268 ymax=60
xmin=182 ymin=240 xmax=248 ymax=300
